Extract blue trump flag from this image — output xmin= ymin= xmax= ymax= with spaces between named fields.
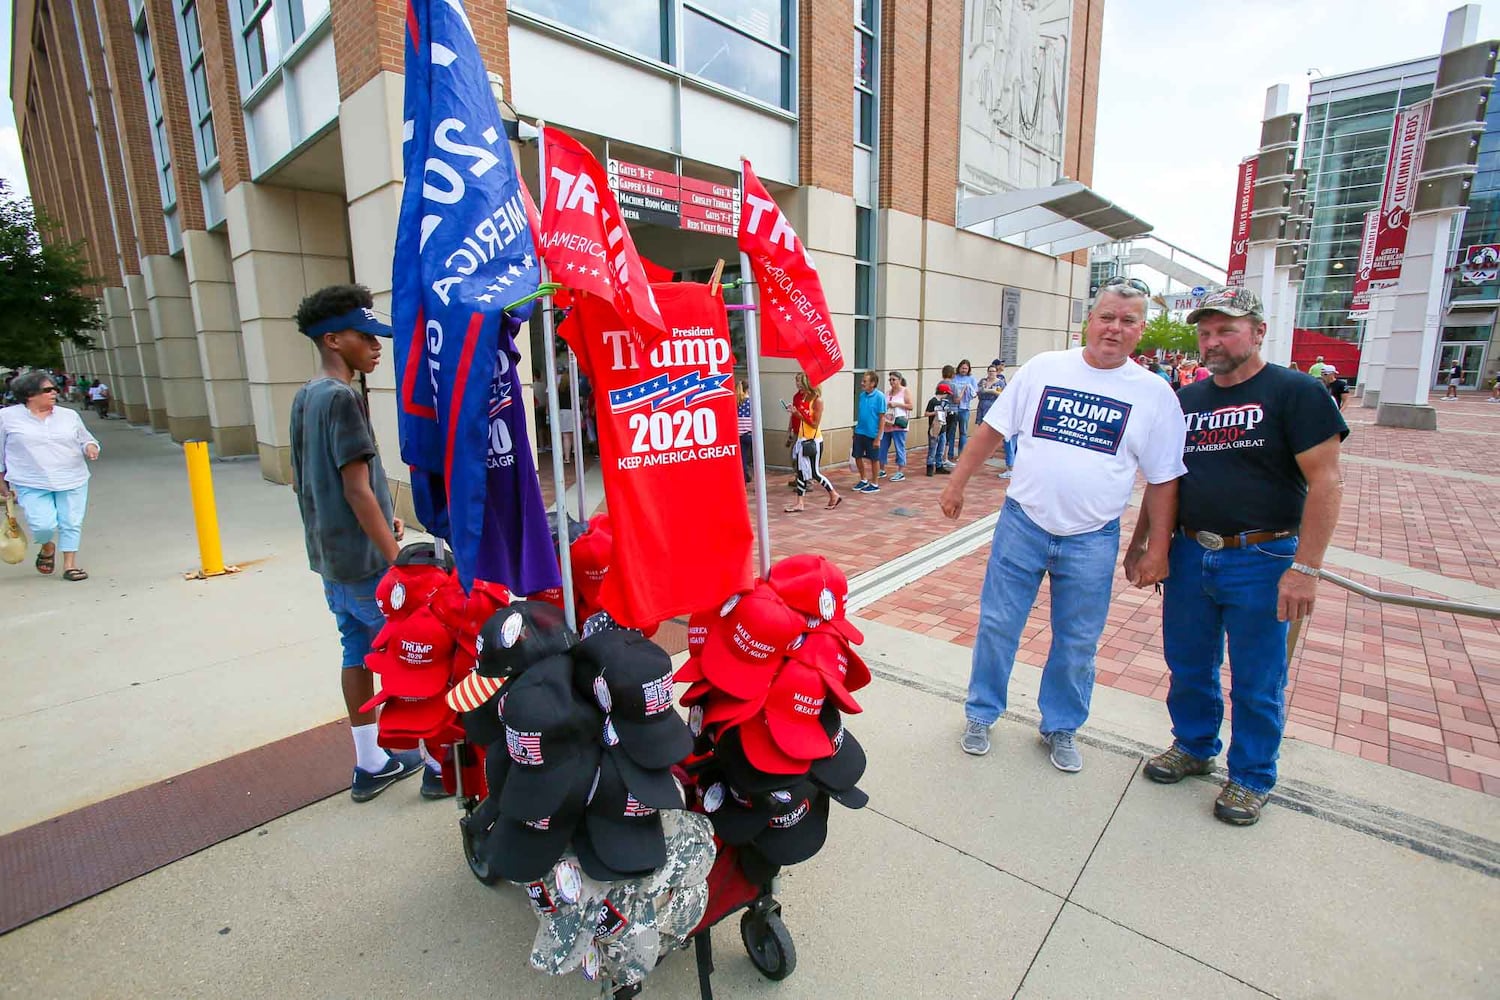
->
xmin=392 ymin=0 xmax=558 ymax=593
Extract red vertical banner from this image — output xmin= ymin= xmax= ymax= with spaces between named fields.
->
xmin=1370 ymin=100 xmax=1432 ymax=287
xmin=1348 ymin=209 xmax=1380 ymax=317
xmin=1226 ymin=155 xmax=1258 ymax=286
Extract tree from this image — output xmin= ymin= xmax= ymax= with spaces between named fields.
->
xmin=0 ymin=181 xmax=100 ymax=369
xmin=1138 ymin=312 xmax=1197 ymax=355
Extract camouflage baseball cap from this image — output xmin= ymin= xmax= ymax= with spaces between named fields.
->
xmin=1186 ymin=286 xmax=1264 ymax=324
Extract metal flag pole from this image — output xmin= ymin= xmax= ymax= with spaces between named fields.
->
xmin=535 ymin=121 xmax=578 ymax=630
xmin=738 ymin=161 xmax=773 ymax=578
xmin=568 ymin=348 xmax=587 ymax=520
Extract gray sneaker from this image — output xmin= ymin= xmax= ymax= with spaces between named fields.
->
xmin=961 ymin=720 xmax=991 ymax=756
xmin=1044 ymin=731 xmax=1082 ymax=772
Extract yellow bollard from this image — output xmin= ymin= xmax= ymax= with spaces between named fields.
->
xmin=184 ymin=441 xmax=227 ymax=578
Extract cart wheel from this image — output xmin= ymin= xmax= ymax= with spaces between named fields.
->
xmin=460 ymin=816 xmax=500 ymax=885
xmin=740 ymin=908 xmax=796 ymax=981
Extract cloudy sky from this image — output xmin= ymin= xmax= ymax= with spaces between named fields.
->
xmin=2 ymin=0 xmax=1498 ymax=263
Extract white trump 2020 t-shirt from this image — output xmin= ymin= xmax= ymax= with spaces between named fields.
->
xmin=983 ymin=348 xmax=1187 ymax=536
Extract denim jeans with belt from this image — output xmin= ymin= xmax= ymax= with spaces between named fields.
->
xmin=965 ymin=497 xmax=1121 ymax=734
xmin=1162 ymin=533 xmax=1295 ymax=793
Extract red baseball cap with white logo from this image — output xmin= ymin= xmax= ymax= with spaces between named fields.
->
xmin=763 ymin=658 xmax=835 ymax=760
xmin=570 ymin=523 xmax=612 ymax=617
xmin=698 ymin=583 xmax=805 ymax=700
xmin=766 ymin=554 xmax=849 ymax=623
xmin=686 ymin=608 xmax=716 ymax=656
xmin=788 ymin=630 xmax=865 ymax=713
xmin=736 ymin=710 xmax=812 ymax=775
xmin=373 ymin=694 xmax=461 ymax=745
xmin=364 ymin=608 xmax=456 ymax=698
xmin=374 ymin=564 xmax=452 ymax=622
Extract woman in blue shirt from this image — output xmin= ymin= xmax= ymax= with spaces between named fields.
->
xmin=948 ymin=359 xmax=978 ymax=462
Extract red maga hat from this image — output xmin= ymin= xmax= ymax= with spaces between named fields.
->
xmin=736 ymin=710 xmax=811 ymax=775
xmin=698 ymin=584 xmax=804 ymax=700
xmin=364 ymin=608 xmax=456 ymax=699
xmin=766 ymin=554 xmax=849 ymax=624
xmin=788 ymin=630 xmax=866 ymax=711
xmin=373 ymin=694 xmax=460 ymax=744
xmin=374 ymin=563 xmax=452 ymax=622
xmin=570 ymin=523 xmax=612 ymax=616
xmin=763 ymin=658 xmax=835 ymax=760
xmin=686 ymin=608 xmax=715 ymax=656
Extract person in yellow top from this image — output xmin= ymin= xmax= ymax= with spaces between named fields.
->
xmin=784 ymin=381 xmax=842 ymax=513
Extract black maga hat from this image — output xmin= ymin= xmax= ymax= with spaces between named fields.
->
xmin=750 ymin=783 xmax=831 ymax=866
xmin=477 ymin=600 xmax=577 ymax=680
xmin=582 ymin=752 xmax=666 ymax=876
xmin=576 ymin=630 xmax=693 ymax=770
xmin=496 ymin=657 xmax=601 ymax=822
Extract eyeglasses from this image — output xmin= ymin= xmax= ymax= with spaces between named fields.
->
xmin=1100 ymin=276 xmax=1151 ymax=297
xmin=39 ymin=387 xmax=59 ymax=394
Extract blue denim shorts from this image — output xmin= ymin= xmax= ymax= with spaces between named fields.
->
xmin=322 ymin=572 xmax=386 ymax=669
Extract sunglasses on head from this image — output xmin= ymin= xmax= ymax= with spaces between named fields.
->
xmin=1100 ymin=275 xmax=1151 ymax=297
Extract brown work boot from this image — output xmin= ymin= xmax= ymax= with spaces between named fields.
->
xmin=1214 ymin=781 xmax=1270 ymax=826
xmin=1143 ymin=745 xmax=1216 ymax=784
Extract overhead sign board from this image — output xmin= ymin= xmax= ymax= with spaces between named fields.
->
xmin=607 ymin=159 xmax=740 ymax=237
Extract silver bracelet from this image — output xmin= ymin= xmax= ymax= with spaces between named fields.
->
xmin=1289 ymin=562 xmax=1320 ymax=578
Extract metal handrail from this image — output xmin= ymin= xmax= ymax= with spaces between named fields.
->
xmin=1317 ymin=569 xmax=1500 ymax=620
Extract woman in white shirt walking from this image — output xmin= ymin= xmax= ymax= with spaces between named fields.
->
xmin=0 ymin=371 xmax=100 ymax=581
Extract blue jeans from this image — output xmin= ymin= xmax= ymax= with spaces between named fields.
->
xmin=965 ymin=498 xmax=1121 ymax=733
xmin=948 ymin=408 xmax=970 ymax=461
xmin=13 ymin=482 xmax=89 ymax=551
xmin=322 ymin=572 xmax=386 ymax=669
xmin=926 ymin=424 xmax=953 ymax=469
xmin=1162 ymin=534 xmax=1295 ymax=793
xmin=879 ymin=428 xmax=907 ymax=469
xmin=1004 ymin=436 xmax=1017 ymax=470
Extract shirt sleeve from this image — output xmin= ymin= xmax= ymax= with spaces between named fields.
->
xmin=327 ymin=386 xmax=378 ymax=471
xmin=1136 ymin=384 xmax=1188 ymax=484
xmin=74 ymin=411 xmax=100 ymax=453
xmin=1284 ymin=373 xmax=1351 ymax=454
xmin=0 ymin=411 xmax=9 ymax=477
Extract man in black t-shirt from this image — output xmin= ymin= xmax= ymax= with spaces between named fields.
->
xmin=1320 ymin=366 xmax=1349 ymax=410
xmin=1123 ymin=287 xmax=1347 ymax=826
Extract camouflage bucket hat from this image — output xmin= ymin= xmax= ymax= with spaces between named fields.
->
xmin=1186 ymin=286 xmax=1264 ymax=325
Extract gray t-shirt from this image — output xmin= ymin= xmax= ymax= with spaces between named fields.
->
xmin=289 ymin=377 xmax=394 ymax=583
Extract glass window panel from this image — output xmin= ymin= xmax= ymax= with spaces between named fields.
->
xmin=1328 ymin=92 xmax=1397 ymax=120
xmin=514 ymin=0 xmax=665 ymax=60
xmin=301 ymin=0 xmax=331 ymax=25
xmin=245 ymin=24 xmax=269 ymax=82
xmin=201 ymin=119 xmax=217 ymax=162
xmin=856 ymin=207 xmax=873 ymax=260
xmin=855 ymin=89 xmax=874 ymax=146
xmin=192 ymin=65 xmax=211 ymax=118
xmin=162 ymin=162 xmax=175 ymax=204
xmin=289 ymin=0 xmax=305 ymax=38
xmin=855 ymin=30 xmax=872 ymax=89
xmin=856 ymin=0 xmax=874 ymax=29
xmin=683 ymin=10 xmax=784 ymax=107
xmin=855 ymin=263 xmax=872 ymax=316
xmin=687 ymin=0 xmax=783 ymax=47
xmin=238 ymin=0 xmax=262 ymax=22
xmin=854 ymin=317 xmax=873 ymax=370
xmin=181 ymin=3 xmax=201 ymax=56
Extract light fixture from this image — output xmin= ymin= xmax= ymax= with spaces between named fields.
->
xmin=1332 ymin=261 xmax=1345 ymax=269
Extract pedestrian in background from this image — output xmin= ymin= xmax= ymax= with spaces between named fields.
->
xmin=879 ymin=370 xmax=912 ymax=482
xmin=852 ymin=370 xmax=887 ymax=493
xmin=0 ymin=371 xmax=100 ymax=581
xmin=784 ymin=381 xmax=841 ymax=512
xmin=924 ymin=381 xmax=958 ymax=477
xmin=949 ymin=359 xmax=978 ymax=464
xmin=1135 ymin=287 xmax=1347 ymax=826
xmin=290 ymin=283 xmax=431 ymax=803
xmin=977 ymin=362 xmax=1004 ymax=422
xmin=941 ymin=277 xmax=1186 ymax=772
xmin=784 ymin=371 xmax=810 ymax=489
xmin=736 ymin=380 xmax=753 ymax=485
xmin=1320 ymin=366 xmax=1349 ymax=410
xmin=1442 ymin=360 xmax=1463 ymax=399
xmin=87 ymin=381 xmax=110 ymax=418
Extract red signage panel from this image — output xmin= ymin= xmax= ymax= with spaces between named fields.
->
xmin=1369 ymin=100 xmax=1431 ymax=287
xmin=1226 ymin=155 xmax=1258 ymax=286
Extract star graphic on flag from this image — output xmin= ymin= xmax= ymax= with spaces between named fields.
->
xmin=487 ymin=282 xmax=504 ymax=293
xmin=477 ymin=294 xmax=493 ymax=303
xmin=590 ymin=268 xmax=601 ymax=277
xmin=566 ymin=262 xmax=576 ymax=271
xmin=523 ymin=254 xmax=534 ymax=268
xmin=498 ymin=276 xmax=513 ymax=287
xmin=508 ymin=264 xmax=521 ymax=277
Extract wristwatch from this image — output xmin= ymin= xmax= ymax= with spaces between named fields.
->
xmin=1289 ymin=562 xmax=1320 ymax=578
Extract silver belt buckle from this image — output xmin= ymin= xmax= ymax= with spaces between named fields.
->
xmin=1195 ymin=531 xmax=1225 ymax=551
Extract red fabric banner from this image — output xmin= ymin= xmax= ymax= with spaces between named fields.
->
xmin=1226 ymin=155 xmax=1258 ymax=286
xmin=737 ymin=160 xmax=843 ymax=386
xmin=1349 ymin=209 xmax=1380 ymax=317
xmin=562 ymin=283 xmax=754 ymax=627
xmin=540 ymin=127 xmax=667 ymax=349
xmin=1370 ymin=100 xmax=1431 ymax=287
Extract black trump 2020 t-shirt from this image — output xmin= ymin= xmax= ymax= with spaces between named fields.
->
xmin=1176 ymin=364 xmax=1349 ymax=536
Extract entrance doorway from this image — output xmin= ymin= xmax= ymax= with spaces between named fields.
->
xmin=1434 ymin=329 xmax=1489 ymax=390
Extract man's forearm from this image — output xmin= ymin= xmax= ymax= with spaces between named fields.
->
xmin=345 ymin=480 xmax=399 ymax=563
xmin=947 ymin=422 xmax=1004 ymax=487
xmin=1140 ymin=480 xmax=1179 ymax=554
xmin=1295 ymin=473 xmax=1342 ymax=568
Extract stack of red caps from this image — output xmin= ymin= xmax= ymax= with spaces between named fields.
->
xmin=570 ymin=513 xmax=612 ymax=623
xmin=675 ymin=555 xmax=871 ymax=784
xmin=360 ymin=542 xmax=511 ymax=748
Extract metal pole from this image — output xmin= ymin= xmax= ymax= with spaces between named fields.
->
xmin=183 ymin=441 xmax=226 ymax=577
xmin=568 ymin=348 xmax=587 ymax=520
xmin=738 ymin=163 xmax=773 ymax=578
xmin=536 ymin=122 xmax=578 ymax=630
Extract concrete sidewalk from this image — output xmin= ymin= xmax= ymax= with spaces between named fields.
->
xmin=2 ymin=411 xmax=1497 ymax=999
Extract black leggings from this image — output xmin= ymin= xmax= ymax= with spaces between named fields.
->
xmin=794 ymin=439 xmax=834 ymax=497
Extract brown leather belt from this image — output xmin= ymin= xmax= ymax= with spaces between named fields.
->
xmin=1180 ymin=527 xmax=1296 ymax=551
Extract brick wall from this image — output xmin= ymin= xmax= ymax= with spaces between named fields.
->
xmin=798 ymin=0 xmax=853 ymax=194
xmin=330 ymin=0 xmax=512 ymax=101
xmin=31 ymin=47 xmax=93 ymax=282
xmin=1063 ymin=0 xmax=1104 ymax=266
xmin=922 ymin=0 xmax=961 ymax=227
xmin=142 ymin=0 xmax=206 ymax=231
xmin=74 ymin=0 xmax=141 ymax=276
xmin=96 ymin=0 xmax=169 ymax=259
xmin=878 ymin=0 xmax=927 ymax=217
xmin=195 ymin=0 xmax=251 ymax=191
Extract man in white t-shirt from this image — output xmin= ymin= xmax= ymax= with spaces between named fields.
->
xmin=939 ymin=278 xmax=1187 ymax=771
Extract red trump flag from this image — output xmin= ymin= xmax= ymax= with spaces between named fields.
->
xmin=738 ymin=160 xmax=843 ymax=386
xmin=540 ymin=126 xmax=667 ymax=349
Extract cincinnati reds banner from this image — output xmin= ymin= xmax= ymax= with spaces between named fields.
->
xmin=738 ymin=159 xmax=843 ymax=386
xmin=1226 ymin=155 xmax=1258 ymax=286
xmin=540 ymin=127 xmax=667 ymax=350
xmin=392 ymin=0 xmax=552 ymax=590
xmin=1371 ymin=100 xmax=1432 ymax=287
xmin=562 ymin=283 xmax=753 ymax=626
xmin=1348 ymin=210 xmax=1380 ymax=317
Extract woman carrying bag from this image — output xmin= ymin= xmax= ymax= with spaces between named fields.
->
xmin=784 ymin=382 xmax=842 ymax=513
xmin=0 ymin=371 xmax=100 ymax=581
xmin=878 ymin=371 xmax=913 ymax=482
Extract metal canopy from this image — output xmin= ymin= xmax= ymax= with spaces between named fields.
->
xmin=956 ymin=180 xmax=1153 ymax=257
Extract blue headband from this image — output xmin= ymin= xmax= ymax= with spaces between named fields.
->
xmin=303 ymin=307 xmax=393 ymax=339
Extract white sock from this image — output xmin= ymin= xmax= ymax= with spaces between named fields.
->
xmin=352 ymin=724 xmax=389 ymax=773
xmin=420 ymin=740 xmax=442 ymax=773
